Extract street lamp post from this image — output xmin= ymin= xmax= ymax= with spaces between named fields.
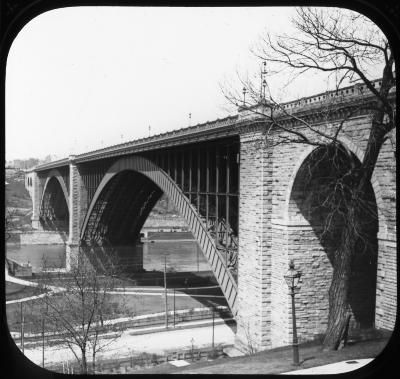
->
xmin=284 ymin=260 xmax=302 ymax=366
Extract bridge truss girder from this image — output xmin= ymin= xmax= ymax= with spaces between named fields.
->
xmin=143 ymin=138 xmax=240 ymax=279
xmin=78 ymin=137 xmax=240 ymax=278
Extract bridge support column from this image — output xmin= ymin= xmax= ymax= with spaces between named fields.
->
xmin=235 ymin=125 xmax=274 ymax=353
xmin=30 ymin=171 xmax=42 ymax=230
xmin=376 ymin=231 xmax=397 ymax=330
xmin=66 ymin=156 xmax=82 ymax=270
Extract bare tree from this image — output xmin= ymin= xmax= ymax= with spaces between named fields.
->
xmin=222 ymin=8 xmax=395 ymax=350
xmin=243 ymin=321 xmax=256 ymax=355
xmin=35 ymin=249 xmax=127 ymax=373
xmin=5 ymin=208 xmax=17 ymax=241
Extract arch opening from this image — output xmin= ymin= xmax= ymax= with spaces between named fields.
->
xmin=288 ymin=143 xmax=378 ymax=336
xmin=81 ymin=170 xmax=163 ymax=272
xmin=40 ymin=176 xmax=69 ymax=232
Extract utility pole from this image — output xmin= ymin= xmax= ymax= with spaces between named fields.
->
xmin=191 ymin=337 xmax=195 ymax=361
xmin=43 ymin=302 xmax=48 ymax=367
xmin=197 ymin=247 xmax=199 ymax=272
xmin=164 ymin=254 xmax=168 ymax=329
xmin=42 ymin=316 xmax=45 ymax=367
xmin=173 ymin=288 xmax=176 ymax=327
xmin=20 ymin=302 xmax=24 ymax=353
xmin=212 ymin=309 xmax=215 ymax=350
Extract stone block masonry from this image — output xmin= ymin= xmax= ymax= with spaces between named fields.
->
xmin=234 ymin=110 xmax=396 ymax=352
xmin=30 ymin=171 xmax=42 ymax=230
xmin=235 ymin=124 xmax=273 ymax=352
xmin=375 ymin=235 xmax=396 ymax=330
xmin=66 ymin=156 xmax=83 ymax=270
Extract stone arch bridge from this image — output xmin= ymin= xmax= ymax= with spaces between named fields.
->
xmin=25 ymin=80 xmax=396 ymax=352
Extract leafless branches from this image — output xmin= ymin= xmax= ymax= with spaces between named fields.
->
xmin=222 ymin=6 xmax=395 ymax=350
xmin=222 ymin=7 xmax=395 ymax=150
xmin=5 ymin=208 xmax=17 ymax=240
xmin=255 ymin=9 xmax=393 ymax=92
xmin=34 ymin=251 xmax=127 ymax=374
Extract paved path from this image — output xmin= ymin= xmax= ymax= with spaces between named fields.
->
xmin=113 ymin=285 xmax=220 ymax=291
xmin=6 ymin=275 xmax=224 ymax=304
xmin=282 ymin=358 xmax=373 ymax=374
xmin=5 ymin=272 xmax=39 ymax=287
xmin=106 ymin=290 xmax=224 ymax=298
xmin=6 ymin=273 xmax=62 ymax=305
xmin=6 ymin=272 xmax=66 ymax=304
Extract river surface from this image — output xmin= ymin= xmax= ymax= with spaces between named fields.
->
xmin=6 ymin=244 xmax=66 ymax=272
xmin=6 ymin=232 xmax=211 ymax=273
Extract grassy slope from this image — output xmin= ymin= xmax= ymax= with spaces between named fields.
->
xmin=5 ymin=174 xmax=31 ymax=209
xmin=134 ymin=337 xmax=391 ymax=375
xmin=5 ymin=173 xmax=33 ymax=230
xmin=6 ymin=291 xmax=219 ymax=333
xmin=6 ymin=275 xmax=226 ymax=333
xmin=5 ymin=282 xmax=45 ymax=301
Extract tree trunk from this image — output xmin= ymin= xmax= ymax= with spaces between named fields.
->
xmin=81 ymin=348 xmax=88 ymax=374
xmin=92 ymin=349 xmax=96 ymax=374
xmin=323 ymin=116 xmax=387 ymax=350
xmin=323 ymin=206 xmax=356 ymax=350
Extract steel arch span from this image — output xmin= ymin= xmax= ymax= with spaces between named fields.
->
xmin=80 ymin=155 xmax=238 ymax=315
xmin=40 ymin=169 xmax=69 ymax=232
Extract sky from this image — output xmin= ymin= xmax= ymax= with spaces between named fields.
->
xmin=5 ymin=6 xmax=383 ymax=161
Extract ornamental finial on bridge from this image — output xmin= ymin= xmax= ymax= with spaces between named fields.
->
xmin=261 ymin=61 xmax=267 ymax=100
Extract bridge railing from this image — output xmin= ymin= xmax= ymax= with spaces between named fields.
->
xmin=32 ymin=76 xmax=395 ymax=173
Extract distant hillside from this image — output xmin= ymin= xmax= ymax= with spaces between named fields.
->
xmin=5 ymin=172 xmax=33 ymax=231
xmin=149 ymin=194 xmax=181 ymax=217
xmin=5 ymin=173 xmax=31 ymax=209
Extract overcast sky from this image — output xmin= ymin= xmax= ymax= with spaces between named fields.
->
xmin=5 ymin=6 xmax=380 ymax=161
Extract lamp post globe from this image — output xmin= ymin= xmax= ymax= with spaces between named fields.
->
xmin=284 ymin=260 xmax=302 ymax=290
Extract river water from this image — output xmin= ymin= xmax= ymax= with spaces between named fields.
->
xmin=6 ymin=232 xmax=211 ymax=274
xmin=6 ymin=244 xmax=66 ymax=272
